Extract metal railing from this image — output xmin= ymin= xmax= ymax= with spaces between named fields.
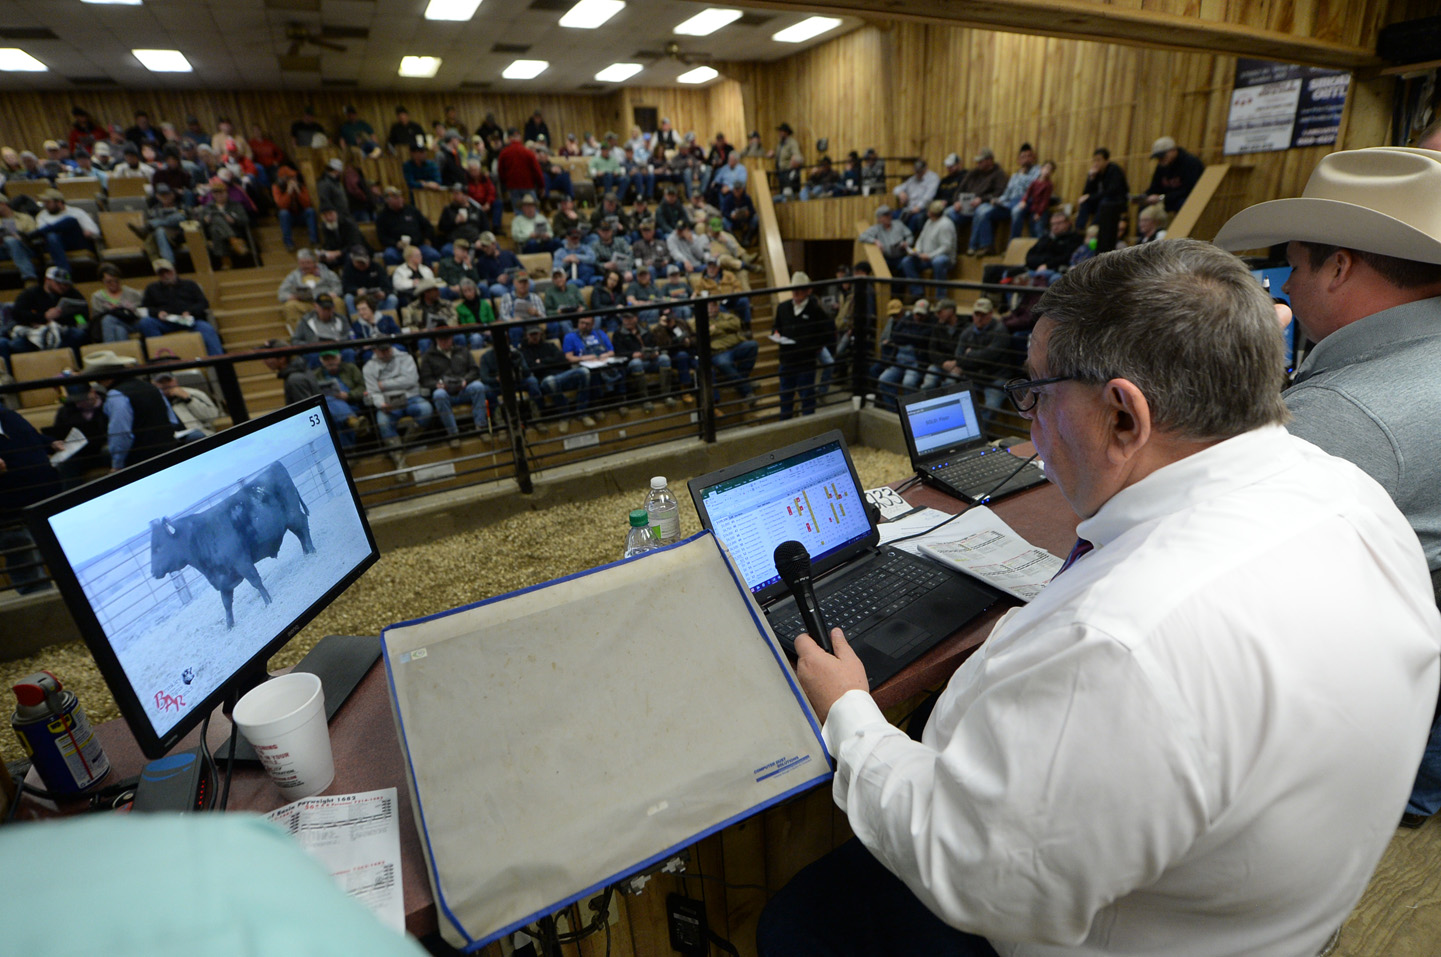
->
xmin=0 ymin=274 xmax=1032 ymax=594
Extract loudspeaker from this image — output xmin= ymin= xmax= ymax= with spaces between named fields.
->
xmin=1378 ymin=17 xmax=1441 ymax=65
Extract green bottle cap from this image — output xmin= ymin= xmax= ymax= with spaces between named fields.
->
xmin=629 ymin=509 xmax=650 ymax=527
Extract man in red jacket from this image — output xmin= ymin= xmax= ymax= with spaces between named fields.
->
xmin=497 ymin=128 xmax=545 ymax=215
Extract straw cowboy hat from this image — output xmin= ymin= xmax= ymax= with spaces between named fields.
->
xmin=1214 ymin=147 xmax=1441 ymax=264
xmin=81 ymin=350 xmax=139 ymax=374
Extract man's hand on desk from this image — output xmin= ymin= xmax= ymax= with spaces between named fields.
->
xmin=794 ymin=629 xmax=868 ymax=724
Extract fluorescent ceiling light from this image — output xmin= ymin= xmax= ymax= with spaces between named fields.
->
xmin=132 ymin=49 xmax=191 ymax=72
xmin=424 ymin=0 xmax=483 ymax=21
xmin=81 ymin=0 xmax=144 ymax=5
xmin=398 ymin=56 xmax=442 ymax=78
xmin=595 ymin=62 xmax=642 ymax=82
xmin=677 ymin=66 xmax=719 ymax=84
xmin=772 ymin=16 xmax=842 ymax=43
xmin=502 ymin=59 xmax=549 ymax=79
xmin=560 ymin=0 xmax=624 ymax=29
xmin=0 ymin=48 xmax=46 ymax=72
xmin=673 ymin=8 xmax=741 ymax=37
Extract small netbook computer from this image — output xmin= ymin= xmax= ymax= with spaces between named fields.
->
xmin=898 ymin=383 xmax=1048 ymax=503
xmin=689 ymin=430 xmax=1000 ymax=688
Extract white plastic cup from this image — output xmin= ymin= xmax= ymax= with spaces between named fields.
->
xmin=232 ymin=672 xmax=334 ymax=799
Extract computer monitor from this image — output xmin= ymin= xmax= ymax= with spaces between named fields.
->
xmin=26 ymin=397 xmax=379 ymax=759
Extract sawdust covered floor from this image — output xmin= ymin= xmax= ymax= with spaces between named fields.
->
xmin=4 ymin=444 xmax=1440 ymax=955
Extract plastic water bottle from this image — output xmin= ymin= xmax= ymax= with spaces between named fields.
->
xmin=624 ymin=509 xmax=661 ymax=558
xmin=645 ymin=476 xmax=681 ymax=545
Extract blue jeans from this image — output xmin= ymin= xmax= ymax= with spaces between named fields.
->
xmin=3 ymin=326 xmax=88 ymax=359
xmin=543 ymin=170 xmax=574 ymax=199
xmin=627 ymin=172 xmax=655 ymax=201
xmin=1 ymin=234 xmax=37 ymax=280
xmin=712 ymin=340 xmax=757 ymax=396
xmin=278 ymin=207 xmax=318 ymax=248
xmin=382 ymin=244 xmax=440 ymax=265
xmin=345 ymin=293 xmax=398 ymax=314
xmin=34 ymin=217 xmax=93 ymax=274
xmin=899 ymin=253 xmax=953 ymax=299
xmin=483 ymin=374 xmax=543 ymax=407
xmin=878 ymin=346 xmax=921 ymax=408
xmin=322 ymin=395 xmax=356 ymax=448
xmin=100 ymin=314 xmax=140 ymax=342
xmin=684 ymin=166 xmax=710 ymax=199
xmin=136 ymin=316 xmax=225 ymax=356
xmin=757 ymin=839 xmax=999 ymax=957
xmin=778 ymin=361 xmax=817 ymax=419
xmin=945 ymin=207 xmax=975 ymax=242
xmin=521 ymin=238 xmax=562 ymax=255
xmin=1408 ymin=708 xmax=1441 ymax=817
xmin=539 ymin=366 xmax=590 ymax=412
xmin=920 ymin=363 xmax=956 ymax=392
xmin=817 ymin=346 xmax=835 ymax=397
xmin=432 ymin=381 xmax=488 ymax=434
xmin=375 ymin=395 xmax=434 ymax=439
xmin=626 ymin=354 xmax=671 ymax=396
xmin=968 ymin=203 xmax=1013 ymax=252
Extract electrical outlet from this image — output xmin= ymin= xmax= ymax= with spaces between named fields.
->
xmin=667 ymin=893 xmax=707 ymax=955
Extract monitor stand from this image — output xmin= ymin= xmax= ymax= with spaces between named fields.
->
xmin=215 ymin=634 xmax=382 ymax=764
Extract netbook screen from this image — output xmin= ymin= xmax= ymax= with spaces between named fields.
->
xmin=699 ymin=441 xmax=870 ymax=594
xmin=907 ymin=390 xmax=982 ymax=456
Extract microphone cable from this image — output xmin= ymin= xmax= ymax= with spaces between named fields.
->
xmin=883 ymin=453 xmax=1040 ymax=547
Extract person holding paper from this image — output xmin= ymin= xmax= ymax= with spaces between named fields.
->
xmin=762 ymin=239 xmax=1441 ymax=957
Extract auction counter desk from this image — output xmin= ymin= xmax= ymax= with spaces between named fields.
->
xmin=18 ymin=470 xmax=1078 ymax=956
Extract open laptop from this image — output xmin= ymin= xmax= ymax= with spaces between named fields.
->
xmin=898 ymin=382 xmax=1048 ymax=503
xmin=689 ymin=430 xmax=1000 ymax=688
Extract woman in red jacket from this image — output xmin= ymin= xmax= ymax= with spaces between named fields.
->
xmin=462 ymin=158 xmax=501 ymax=232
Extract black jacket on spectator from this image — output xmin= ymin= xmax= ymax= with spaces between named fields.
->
xmin=418 ymin=342 xmax=480 ymax=392
xmin=0 ymin=408 xmax=63 ymax=518
xmin=1146 ymin=148 xmax=1206 ymax=213
xmin=342 ymin=259 xmax=393 ymax=297
xmin=772 ymin=296 xmax=834 ymax=364
xmin=276 ymin=357 xmax=322 ymax=405
xmin=142 ymin=279 xmax=211 ymax=321
xmin=479 ymin=344 xmax=528 ymax=389
xmin=1079 ymin=163 xmax=1130 ymax=214
xmin=317 ymin=173 xmax=348 ymax=216
xmin=611 ymin=325 xmax=657 ymax=359
xmin=44 ymin=402 xmax=109 ymax=473
xmin=14 ymin=284 xmax=88 ymax=329
xmin=1026 ymin=230 xmax=1084 ymax=271
xmin=438 ymin=202 xmax=484 ymax=245
xmin=520 ymin=339 xmax=570 ymax=378
xmin=375 ymin=204 xmax=437 ymax=249
xmin=474 ymin=249 xmax=521 ymax=286
xmin=320 ymin=215 xmax=368 ymax=258
xmin=523 ymin=118 xmax=551 ymax=145
xmin=388 ymin=121 xmax=426 ymax=152
xmin=926 ymin=320 xmax=962 ymax=369
xmin=954 ymin=318 xmax=1013 ymax=381
xmin=108 ymin=377 xmax=180 ymax=467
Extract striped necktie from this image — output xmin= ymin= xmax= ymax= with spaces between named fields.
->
xmin=1052 ymin=537 xmax=1094 ymax=579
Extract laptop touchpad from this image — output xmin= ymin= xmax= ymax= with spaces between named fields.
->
xmin=865 ymin=619 xmax=931 ymax=658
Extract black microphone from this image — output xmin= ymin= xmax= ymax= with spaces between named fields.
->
xmin=774 ymin=540 xmax=832 ymax=653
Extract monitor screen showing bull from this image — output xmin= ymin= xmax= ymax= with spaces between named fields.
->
xmin=26 ymin=396 xmax=378 ymax=758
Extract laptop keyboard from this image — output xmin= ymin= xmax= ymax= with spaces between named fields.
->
xmin=929 ymin=451 xmax=1034 ymax=497
xmin=769 ymin=549 xmax=950 ymax=644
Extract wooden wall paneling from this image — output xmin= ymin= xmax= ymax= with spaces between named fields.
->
xmin=622 ymin=876 xmax=680 ymax=957
xmin=720 ymin=816 xmax=769 ymax=957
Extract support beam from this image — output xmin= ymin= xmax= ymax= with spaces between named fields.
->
xmin=719 ymin=0 xmax=1382 ymax=71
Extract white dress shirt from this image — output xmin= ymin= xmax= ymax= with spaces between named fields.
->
xmin=823 ymin=427 xmax=1441 ymax=956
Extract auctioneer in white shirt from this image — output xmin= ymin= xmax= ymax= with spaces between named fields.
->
xmin=823 ymin=426 xmax=1441 ymax=957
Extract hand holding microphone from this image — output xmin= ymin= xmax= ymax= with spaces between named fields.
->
xmin=774 ymin=540 xmax=832 ymax=653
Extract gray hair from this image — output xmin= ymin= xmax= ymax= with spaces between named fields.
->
xmin=296 ymin=248 xmax=316 ymax=263
xmin=1036 ymin=238 xmax=1288 ymax=440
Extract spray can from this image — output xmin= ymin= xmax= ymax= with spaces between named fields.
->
xmin=10 ymin=671 xmax=110 ymax=796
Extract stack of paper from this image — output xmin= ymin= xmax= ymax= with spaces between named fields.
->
xmin=880 ymin=505 xmax=1063 ymax=602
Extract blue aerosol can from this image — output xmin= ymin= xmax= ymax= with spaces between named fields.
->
xmin=10 ymin=671 xmax=110 ymax=796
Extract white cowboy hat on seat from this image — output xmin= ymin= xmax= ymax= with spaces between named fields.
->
xmin=1214 ymin=147 xmax=1441 ymax=264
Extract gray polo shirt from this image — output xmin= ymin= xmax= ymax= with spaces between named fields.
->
xmin=1283 ymin=296 xmax=1441 ymax=578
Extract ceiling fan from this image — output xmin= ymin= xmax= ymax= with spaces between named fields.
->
xmin=634 ymin=40 xmax=715 ymax=67
xmin=284 ymin=22 xmax=348 ymax=56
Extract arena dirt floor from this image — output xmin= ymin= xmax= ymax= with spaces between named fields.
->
xmin=4 ymin=443 xmax=1439 ymax=956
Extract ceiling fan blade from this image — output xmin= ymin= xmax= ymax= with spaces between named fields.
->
xmin=312 ymin=37 xmax=348 ymax=52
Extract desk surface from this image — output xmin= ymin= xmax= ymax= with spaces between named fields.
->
xmin=24 ymin=469 xmax=1078 ymax=941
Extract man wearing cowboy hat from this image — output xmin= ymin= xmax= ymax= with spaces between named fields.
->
xmin=1216 ymin=145 xmax=1441 ymax=828
xmin=772 ymin=271 xmax=835 ymax=420
xmin=32 ymin=188 xmax=99 ymax=274
xmin=83 ymin=349 xmax=180 ymax=470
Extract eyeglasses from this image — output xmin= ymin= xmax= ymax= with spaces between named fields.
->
xmin=1004 ymin=375 xmax=1074 ymax=412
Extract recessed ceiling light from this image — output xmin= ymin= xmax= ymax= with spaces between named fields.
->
xmin=0 ymin=48 xmax=46 ymax=71
xmin=560 ymin=0 xmax=624 ymax=29
xmin=81 ymin=0 xmax=143 ymax=5
xmin=132 ymin=49 xmax=191 ymax=72
xmin=398 ymin=56 xmax=442 ymax=78
xmin=424 ymin=0 xmax=483 ymax=21
xmin=677 ymin=66 xmax=718 ymax=84
xmin=502 ymin=59 xmax=549 ymax=79
xmin=673 ymin=8 xmax=741 ymax=37
xmin=595 ymin=62 xmax=642 ymax=82
xmin=772 ymin=16 xmax=842 ymax=43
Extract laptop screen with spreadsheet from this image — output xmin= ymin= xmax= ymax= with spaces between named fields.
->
xmin=696 ymin=437 xmax=872 ymax=596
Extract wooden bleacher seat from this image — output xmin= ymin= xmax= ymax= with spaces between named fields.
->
xmin=80 ymin=340 xmax=143 ymax=364
xmin=413 ymin=190 xmax=449 ymax=224
xmin=4 ymin=179 xmax=49 ymax=201
xmin=518 ymin=252 xmax=552 ymax=277
xmin=56 ymin=178 xmax=103 ymax=204
xmin=1001 ymin=237 xmax=1037 ymax=266
xmin=8 ymin=348 xmax=75 ymax=409
xmin=144 ymin=331 xmax=207 ymax=361
xmin=106 ymin=177 xmax=147 ymax=200
xmin=98 ymin=210 xmax=148 ymax=265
